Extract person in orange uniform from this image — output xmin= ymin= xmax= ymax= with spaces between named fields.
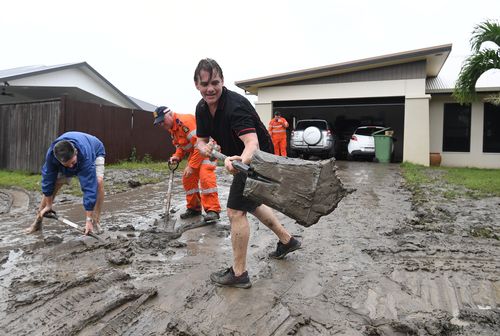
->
xmin=153 ymin=106 xmax=221 ymax=223
xmin=268 ymin=111 xmax=289 ymax=156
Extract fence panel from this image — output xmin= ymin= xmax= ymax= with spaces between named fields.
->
xmin=61 ymin=99 xmax=132 ymax=164
xmin=131 ymin=110 xmax=173 ymax=162
xmin=0 ymin=100 xmax=60 ymax=172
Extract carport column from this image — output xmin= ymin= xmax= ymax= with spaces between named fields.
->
xmin=403 ymin=95 xmax=431 ymax=166
xmin=255 ymin=102 xmax=273 ymax=126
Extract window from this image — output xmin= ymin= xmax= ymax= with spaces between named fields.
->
xmin=443 ymin=103 xmax=471 ymax=152
xmin=483 ymin=103 xmax=500 ymax=153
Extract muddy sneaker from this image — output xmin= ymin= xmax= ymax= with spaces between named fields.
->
xmin=180 ymin=208 xmax=202 ymax=219
xmin=203 ymin=211 xmax=220 ymax=223
xmin=210 ymin=267 xmax=252 ymax=289
xmin=269 ymin=236 xmax=302 ymax=259
xmin=25 ymin=216 xmax=43 ymax=234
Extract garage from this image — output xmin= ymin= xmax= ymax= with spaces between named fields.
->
xmin=274 ymin=96 xmax=405 ymax=162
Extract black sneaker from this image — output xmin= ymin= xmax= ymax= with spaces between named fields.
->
xmin=210 ymin=267 xmax=252 ymax=289
xmin=203 ymin=211 xmax=220 ymax=223
xmin=180 ymin=208 xmax=202 ymax=219
xmin=269 ymin=236 xmax=302 ymax=259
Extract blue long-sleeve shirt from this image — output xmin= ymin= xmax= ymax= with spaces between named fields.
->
xmin=41 ymin=132 xmax=106 ymax=211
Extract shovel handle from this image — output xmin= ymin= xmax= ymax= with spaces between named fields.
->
xmin=43 ymin=210 xmax=105 ymax=242
xmin=210 ymin=150 xmax=250 ymax=173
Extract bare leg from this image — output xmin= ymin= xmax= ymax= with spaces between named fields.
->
xmin=93 ymin=176 xmax=104 ymax=225
xmin=25 ymin=180 xmax=66 ymax=233
xmin=251 ymin=204 xmax=292 ymax=244
xmin=227 ymin=208 xmax=250 ymax=276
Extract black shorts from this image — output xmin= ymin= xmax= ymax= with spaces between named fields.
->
xmin=227 ymin=172 xmax=262 ymax=212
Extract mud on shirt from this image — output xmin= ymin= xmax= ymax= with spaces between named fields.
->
xmin=195 ymin=87 xmax=273 ymax=157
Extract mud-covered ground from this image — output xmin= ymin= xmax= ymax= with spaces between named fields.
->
xmin=0 ymin=161 xmax=498 ymax=336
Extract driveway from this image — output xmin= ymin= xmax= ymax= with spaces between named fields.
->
xmin=0 ymin=161 xmax=498 ymax=335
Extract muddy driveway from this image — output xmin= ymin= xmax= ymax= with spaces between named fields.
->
xmin=0 ymin=161 xmax=498 ymax=335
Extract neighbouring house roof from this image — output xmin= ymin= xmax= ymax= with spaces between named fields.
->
xmin=0 ymin=62 xmax=148 ymax=109
xmin=236 ymin=44 xmax=453 ymax=95
xmin=128 ymin=95 xmax=157 ymax=112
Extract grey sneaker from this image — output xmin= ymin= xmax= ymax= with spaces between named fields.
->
xmin=210 ymin=267 xmax=252 ymax=289
xmin=204 ymin=211 xmax=220 ymax=223
xmin=269 ymin=236 xmax=302 ymax=259
xmin=180 ymin=208 xmax=202 ymax=219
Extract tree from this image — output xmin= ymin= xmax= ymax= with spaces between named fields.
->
xmin=453 ymin=20 xmax=500 ymax=105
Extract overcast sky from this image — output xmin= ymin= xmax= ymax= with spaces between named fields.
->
xmin=2 ymin=0 xmax=499 ymax=112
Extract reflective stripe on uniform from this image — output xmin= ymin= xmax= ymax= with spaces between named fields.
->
xmin=186 ymin=188 xmax=200 ymax=195
xmin=181 ymin=143 xmax=193 ymax=150
xmin=271 ymin=130 xmax=286 ymax=133
xmin=200 ymin=187 xmax=218 ymax=194
xmin=186 ymin=130 xmax=196 ymax=141
xmin=201 ymin=159 xmax=217 ymax=166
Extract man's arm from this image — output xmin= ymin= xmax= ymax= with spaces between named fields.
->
xmin=223 ymin=133 xmax=259 ymax=175
xmin=239 ymin=133 xmax=259 ymax=164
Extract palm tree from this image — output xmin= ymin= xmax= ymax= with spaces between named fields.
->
xmin=453 ymin=20 xmax=500 ymax=105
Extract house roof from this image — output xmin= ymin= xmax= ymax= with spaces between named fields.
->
xmin=236 ymin=44 xmax=453 ymax=94
xmin=128 ymin=95 xmax=157 ymax=112
xmin=0 ymin=62 xmax=143 ymax=109
xmin=426 ymin=73 xmax=500 ymax=93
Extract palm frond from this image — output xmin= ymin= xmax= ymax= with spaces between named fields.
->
xmin=453 ymin=49 xmax=500 ymax=104
xmin=470 ymin=20 xmax=500 ymax=52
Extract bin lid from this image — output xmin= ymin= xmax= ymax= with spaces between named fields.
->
xmin=372 ymin=127 xmax=392 ymax=136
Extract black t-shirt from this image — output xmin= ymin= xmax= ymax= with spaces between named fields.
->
xmin=196 ymin=87 xmax=273 ymax=157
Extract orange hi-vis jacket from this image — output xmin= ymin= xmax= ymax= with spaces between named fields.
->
xmin=169 ymin=113 xmax=220 ymax=213
xmin=268 ymin=116 xmax=289 ymax=156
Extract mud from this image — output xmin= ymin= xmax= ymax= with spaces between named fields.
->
xmin=244 ymin=151 xmax=349 ymax=226
xmin=0 ymin=163 xmax=498 ymax=335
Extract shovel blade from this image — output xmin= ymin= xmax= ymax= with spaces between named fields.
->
xmin=243 ymin=151 xmax=347 ymax=227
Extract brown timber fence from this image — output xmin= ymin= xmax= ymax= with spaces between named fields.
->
xmin=0 ymin=97 xmax=174 ymax=173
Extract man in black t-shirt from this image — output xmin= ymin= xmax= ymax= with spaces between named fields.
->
xmin=194 ymin=58 xmax=302 ymax=289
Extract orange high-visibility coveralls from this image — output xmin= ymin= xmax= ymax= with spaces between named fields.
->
xmin=169 ymin=113 xmax=221 ymax=213
xmin=268 ymin=116 xmax=289 ymax=156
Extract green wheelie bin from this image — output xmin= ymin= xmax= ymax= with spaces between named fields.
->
xmin=373 ymin=128 xmax=393 ymax=163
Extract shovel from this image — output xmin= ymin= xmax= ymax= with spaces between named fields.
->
xmin=210 ymin=149 xmax=348 ymax=227
xmin=43 ymin=210 xmax=105 ymax=242
xmin=164 ymin=160 xmax=179 ymax=231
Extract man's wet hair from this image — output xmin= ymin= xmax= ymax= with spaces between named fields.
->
xmin=53 ymin=140 xmax=76 ymax=163
xmin=194 ymin=58 xmax=224 ymax=83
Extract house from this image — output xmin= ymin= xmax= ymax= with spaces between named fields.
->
xmin=0 ymin=62 xmax=155 ymax=111
xmin=236 ymin=44 xmax=500 ymax=168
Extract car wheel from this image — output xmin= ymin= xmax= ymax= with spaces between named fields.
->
xmin=303 ymin=126 xmax=322 ymax=145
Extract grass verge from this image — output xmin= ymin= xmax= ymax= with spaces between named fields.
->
xmin=401 ymin=162 xmax=500 ymax=198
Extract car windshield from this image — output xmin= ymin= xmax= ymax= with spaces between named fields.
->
xmin=295 ymin=120 xmax=328 ymax=130
xmin=355 ymin=127 xmax=383 ymax=136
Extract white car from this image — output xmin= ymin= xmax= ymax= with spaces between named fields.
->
xmin=347 ymin=126 xmax=392 ymax=160
xmin=289 ymin=119 xmax=336 ymax=159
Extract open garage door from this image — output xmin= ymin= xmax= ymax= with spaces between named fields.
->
xmin=274 ymin=97 xmax=405 ymax=162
